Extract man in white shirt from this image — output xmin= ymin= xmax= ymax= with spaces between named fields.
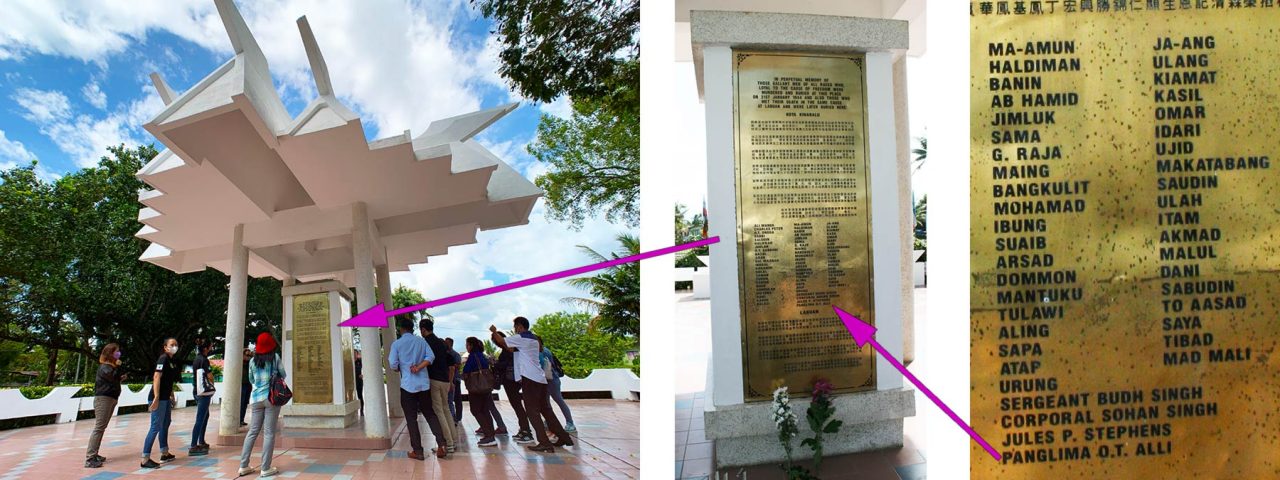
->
xmin=490 ymin=317 xmax=572 ymax=453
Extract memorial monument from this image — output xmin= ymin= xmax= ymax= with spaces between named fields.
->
xmin=690 ymin=10 xmax=917 ymax=468
xmin=971 ymin=5 xmax=1280 ymax=478
xmin=134 ymin=0 xmax=540 ymax=446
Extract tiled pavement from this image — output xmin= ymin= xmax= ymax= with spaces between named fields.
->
xmin=674 ymin=392 xmax=926 ymax=480
xmin=0 ymin=398 xmax=638 ymax=479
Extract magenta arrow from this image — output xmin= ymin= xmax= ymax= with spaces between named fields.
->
xmin=833 ymin=305 xmax=1001 ymax=461
xmin=339 ymin=236 xmax=721 ymax=328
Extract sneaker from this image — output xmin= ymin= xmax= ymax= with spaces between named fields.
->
xmin=237 ymin=466 xmax=259 ymax=476
xmin=474 ymin=427 xmax=484 ymax=435
xmin=85 ymin=458 xmax=104 ymax=468
xmin=478 ymin=437 xmax=497 ymax=447
xmin=140 ymin=459 xmax=161 ymax=469
xmin=495 ymin=427 xmax=509 ymax=436
xmin=92 ymin=455 xmax=106 ymax=463
xmin=564 ymin=423 xmax=577 ymax=433
xmin=514 ymin=432 xmax=535 ymax=444
xmin=159 ymin=452 xmax=176 ymax=463
xmin=198 ymin=443 xmax=210 ymax=449
xmin=259 ymin=467 xmax=279 ymax=477
xmin=447 ymin=445 xmax=457 ymax=453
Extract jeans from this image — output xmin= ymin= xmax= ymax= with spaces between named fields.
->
xmin=468 ymin=388 xmax=497 ymax=439
xmin=142 ymin=399 xmax=173 ymax=457
xmin=548 ymin=375 xmax=575 ymax=426
xmin=86 ymin=396 xmax=117 ymax=459
xmin=239 ymin=400 xmax=281 ymax=470
xmin=488 ymin=396 xmax=508 ymax=430
xmin=400 ymin=388 xmax=445 ymax=453
xmin=429 ymin=380 xmax=456 ymax=447
xmin=191 ymin=395 xmax=212 ymax=447
xmin=520 ymin=378 xmax=568 ymax=446
xmin=450 ymin=380 xmax=463 ymax=422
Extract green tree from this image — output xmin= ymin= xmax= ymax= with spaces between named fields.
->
xmin=674 ymin=203 xmax=708 ymax=268
xmin=530 ymin=311 xmax=631 ymax=378
xmin=563 ymin=233 xmax=639 ymax=338
xmin=0 ymin=146 xmax=282 ymax=383
xmin=390 ymin=285 xmax=432 ymax=322
xmin=473 ymin=0 xmax=638 ymax=111
xmin=912 ymin=136 xmax=927 ymax=172
xmin=529 ymin=96 xmax=639 ymax=229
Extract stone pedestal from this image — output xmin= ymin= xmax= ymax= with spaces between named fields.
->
xmin=281 ymin=280 xmax=359 ymax=429
xmin=691 ymin=10 xmax=917 ymax=468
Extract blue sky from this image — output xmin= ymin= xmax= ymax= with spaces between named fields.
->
xmin=0 ymin=0 xmax=619 ymax=336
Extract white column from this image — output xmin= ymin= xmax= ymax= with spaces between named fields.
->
xmin=375 ymin=262 xmax=402 ymax=418
xmin=702 ymin=45 xmax=745 ymax=407
xmin=866 ymin=52 xmax=905 ymax=391
xmin=219 ymin=224 xmax=249 ymax=436
xmin=353 ymin=202 xmax=390 ymax=437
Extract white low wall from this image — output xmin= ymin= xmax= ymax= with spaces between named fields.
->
xmin=492 ymin=369 xmax=640 ymax=403
xmin=3 ymin=368 xmax=641 ymax=424
xmin=0 ymin=383 xmax=225 ymax=424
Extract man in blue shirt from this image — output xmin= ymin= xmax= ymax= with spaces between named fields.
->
xmin=388 ymin=317 xmax=447 ymax=460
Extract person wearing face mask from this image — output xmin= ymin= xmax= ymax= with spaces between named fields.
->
xmin=85 ymin=343 xmax=126 ymax=468
xmin=188 ymin=339 xmax=216 ymax=456
xmin=141 ymin=338 xmax=180 ymax=469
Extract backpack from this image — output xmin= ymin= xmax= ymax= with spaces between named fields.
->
xmin=550 ymin=351 xmax=565 ymax=379
xmin=267 ymin=355 xmax=292 ymax=406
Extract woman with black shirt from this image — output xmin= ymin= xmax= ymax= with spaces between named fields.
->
xmin=85 ymin=343 xmax=125 ymax=468
xmin=141 ymin=338 xmax=180 ymax=469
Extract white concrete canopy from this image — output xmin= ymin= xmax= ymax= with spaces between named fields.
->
xmin=136 ymin=0 xmax=542 ymax=287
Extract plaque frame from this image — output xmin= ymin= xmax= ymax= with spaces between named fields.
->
xmin=731 ymin=49 xmax=878 ymax=401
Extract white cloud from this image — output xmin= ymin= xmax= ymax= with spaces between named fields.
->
xmin=13 ymin=88 xmax=71 ymax=123
xmin=539 ymin=95 xmax=574 ymax=119
xmin=82 ymin=82 xmax=107 ymax=109
xmin=14 ymin=86 xmax=164 ymax=168
xmin=390 ymin=204 xmax=630 ymax=339
xmin=0 ymin=129 xmax=35 ymax=166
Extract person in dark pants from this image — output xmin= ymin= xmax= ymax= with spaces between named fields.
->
xmin=461 ymin=337 xmax=499 ymax=447
xmin=239 ymin=348 xmax=252 ymax=426
xmin=389 ymin=317 xmax=447 ymax=460
xmin=85 ymin=343 xmax=126 ymax=468
xmin=354 ymin=351 xmax=364 ymax=415
xmin=491 ymin=319 xmax=572 ymax=453
xmin=494 ymin=332 xmax=532 ymax=444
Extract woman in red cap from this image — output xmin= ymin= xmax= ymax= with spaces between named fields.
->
xmin=238 ymin=332 xmax=286 ymax=477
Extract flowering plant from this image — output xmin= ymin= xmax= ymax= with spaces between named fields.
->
xmin=772 ymin=384 xmax=816 ymax=479
xmin=800 ymin=378 xmax=842 ymax=473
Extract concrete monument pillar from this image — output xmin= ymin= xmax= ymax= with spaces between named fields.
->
xmin=692 ymin=10 xmax=917 ymax=468
xmin=375 ymin=263 xmax=403 ymax=418
xmin=280 ymin=280 xmax=360 ymax=428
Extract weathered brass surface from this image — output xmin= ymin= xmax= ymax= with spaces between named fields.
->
xmin=733 ymin=50 xmax=876 ymax=401
xmin=291 ymin=292 xmax=332 ymax=404
xmin=340 ymin=329 xmax=355 ymax=403
xmin=972 ymin=7 xmax=1280 ymax=477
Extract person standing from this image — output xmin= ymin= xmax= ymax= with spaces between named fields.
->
xmin=461 ymin=337 xmax=499 ymax=447
xmin=490 ymin=318 xmax=572 ymax=453
xmin=445 ymin=338 xmax=463 ymax=427
xmin=85 ymin=343 xmax=126 ymax=468
xmin=419 ymin=319 xmax=458 ymax=452
xmin=390 ymin=317 xmax=447 ymax=460
xmin=494 ymin=332 xmax=532 ymax=443
xmin=240 ymin=347 xmax=252 ymax=426
xmin=188 ymin=339 xmax=216 ymax=456
xmin=238 ymin=332 xmax=285 ymax=477
xmin=354 ymin=350 xmax=364 ymax=415
xmin=140 ymin=338 xmax=180 ymax=469
xmin=542 ymin=345 xmax=576 ymax=432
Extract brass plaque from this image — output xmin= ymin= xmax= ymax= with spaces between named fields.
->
xmin=291 ymin=292 xmax=332 ymax=404
xmin=734 ymin=50 xmax=876 ymax=401
xmin=341 ymin=328 xmax=355 ymax=403
xmin=972 ymin=6 xmax=1280 ymax=478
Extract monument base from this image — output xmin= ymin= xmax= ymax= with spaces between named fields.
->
xmin=283 ymin=400 xmax=360 ymax=429
xmin=704 ymin=385 xmax=915 ymax=468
